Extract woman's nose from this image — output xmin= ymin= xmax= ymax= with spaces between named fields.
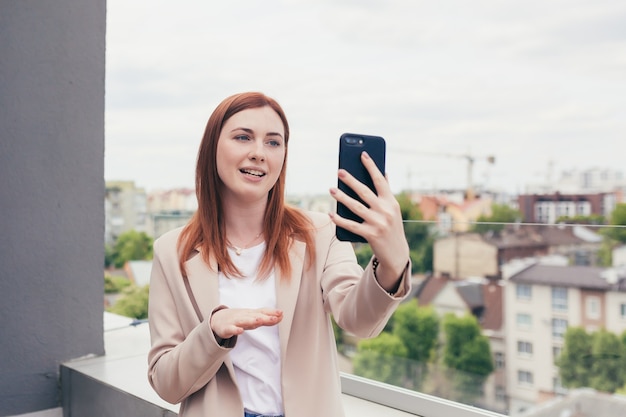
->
xmin=248 ymin=141 xmax=265 ymax=161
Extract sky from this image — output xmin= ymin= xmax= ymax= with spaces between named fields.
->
xmin=105 ymin=0 xmax=626 ymax=196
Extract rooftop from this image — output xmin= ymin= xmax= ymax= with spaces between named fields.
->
xmin=510 ymin=264 xmax=611 ymax=290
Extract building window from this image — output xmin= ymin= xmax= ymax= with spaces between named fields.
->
xmin=552 ymin=318 xmax=568 ymax=339
xmin=535 ymin=203 xmax=544 ymax=223
xmin=518 ymin=370 xmax=534 ymax=385
xmin=574 ymin=250 xmax=591 ymax=266
xmin=494 ymin=352 xmax=505 ymax=369
xmin=517 ymin=313 xmax=532 ymax=329
xmin=517 ymin=341 xmax=533 ymax=356
xmin=586 ymin=296 xmax=600 ymax=320
xmin=621 ymin=303 xmax=626 ymax=320
xmin=553 ymin=376 xmax=566 ymax=394
xmin=577 ymin=202 xmax=590 ymax=216
xmin=516 ymin=284 xmax=532 ymax=300
xmin=553 ymin=346 xmax=562 ymax=363
xmin=495 ymin=385 xmax=506 ymax=403
xmin=552 ymin=287 xmax=568 ymax=312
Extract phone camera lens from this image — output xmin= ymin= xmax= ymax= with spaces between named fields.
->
xmin=346 ymin=137 xmax=358 ymax=145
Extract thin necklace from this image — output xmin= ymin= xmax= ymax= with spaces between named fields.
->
xmin=227 ymin=232 xmax=263 ymax=256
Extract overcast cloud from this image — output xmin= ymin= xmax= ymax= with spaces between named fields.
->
xmin=105 ymin=0 xmax=626 ymax=195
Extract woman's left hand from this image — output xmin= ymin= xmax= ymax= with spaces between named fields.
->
xmin=329 ymin=151 xmax=410 ymax=292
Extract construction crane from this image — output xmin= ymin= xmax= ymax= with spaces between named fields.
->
xmin=391 ymin=149 xmax=496 ymax=200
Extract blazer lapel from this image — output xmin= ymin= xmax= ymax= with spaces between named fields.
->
xmin=183 ymin=250 xmax=238 ymax=380
xmin=276 ymin=239 xmax=305 ymax=361
xmin=184 ymin=249 xmax=220 ymax=322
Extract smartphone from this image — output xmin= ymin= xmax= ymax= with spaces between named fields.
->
xmin=336 ymin=133 xmax=386 ymax=242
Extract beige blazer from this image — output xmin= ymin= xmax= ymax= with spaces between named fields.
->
xmin=147 ymin=211 xmax=411 ymax=417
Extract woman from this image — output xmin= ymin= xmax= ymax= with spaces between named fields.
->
xmin=147 ymin=92 xmax=411 ymax=417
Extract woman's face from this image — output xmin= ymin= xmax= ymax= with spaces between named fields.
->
xmin=216 ymin=106 xmax=286 ymax=203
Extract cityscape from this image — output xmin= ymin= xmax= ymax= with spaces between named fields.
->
xmin=105 ymin=165 xmax=626 ymax=416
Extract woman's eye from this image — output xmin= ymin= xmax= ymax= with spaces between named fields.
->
xmin=235 ymin=135 xmax=250 ymax=141
xmin=267 ymin=139 xmax=282 ymax=147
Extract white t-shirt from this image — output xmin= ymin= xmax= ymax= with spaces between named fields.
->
xmin=218 ymin=242 xmax=283 ymax=415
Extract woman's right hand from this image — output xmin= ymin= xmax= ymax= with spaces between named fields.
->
xmin=210 ymin=307 xmax=283 ymax=340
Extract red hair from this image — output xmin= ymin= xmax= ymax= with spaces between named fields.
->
xmin=178 ymin=92 xmax=315 ymax=279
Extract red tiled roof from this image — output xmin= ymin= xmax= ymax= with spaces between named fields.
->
xmin=416 ymin=274 xmax=451 ymax=306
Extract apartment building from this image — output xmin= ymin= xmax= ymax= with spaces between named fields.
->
xmin=146 ymin=188 xmax=197 ymax=238
xmin=146 ymin=187 xmax=196 ymax=212
xmin=503 ymin=261 xmax=626 ymax=415
xmin=105 ymin=181 xmax=148 ymax=245
xmin=517 ymin=191 xmax=618 ymax=224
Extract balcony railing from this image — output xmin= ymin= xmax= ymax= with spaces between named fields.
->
xmin=57 ymin=313 xmax=506 ymax=417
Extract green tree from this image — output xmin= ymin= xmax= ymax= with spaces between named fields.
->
xmin=557 ymin=327 xmax=593 ymax=388
xmin=558 ymin=327 xmax=626 ymax=393
xmin=392 ymin=300 xmax=439 ymax=363
xmin=597 ymin=239 xmax=615 ymax=267
xmin=618 ymin=331 xmax=626 ymax=394
xmin=471 ymin=203 xmax=521 ymax=234
xmin=107 ymin=285 xmax=150 ymax=319
xmin=352 ymin=332 xmax=408 ymax=386
xmin=104 ymin=273 xmax=131 ymax=294
xmin=106 ymin=230 xmax=154 ymax=268
xmin=442 ymin=314 xmax=494 ymax=401
xmin=602 ymin=203 xmax=626 ymax=243
xmin=392 ymin=300 xmax=439 ymax=389
xmin=555 ymin=214 xmax=605 ymax=225
xmin=354 ymin=243 xmax=373 ymax=270
xmin=396 ymin=192 xmax=433 ymax=273
xmin=104 ymin=244 xmax=116 ymax=268
xmin=589 ymin=329 xmax=626 ymax=393
xmin=410 ymin=235 xmax=434 ymax=275
xmin=331 ymin=315 xmax=344 ymax=347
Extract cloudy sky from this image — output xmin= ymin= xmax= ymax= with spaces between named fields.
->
xmin=105 ymin=0 xmax=626 ymax=196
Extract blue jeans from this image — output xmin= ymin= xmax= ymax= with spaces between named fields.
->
xmin=244 ymin=412 xmax=284 ymax=417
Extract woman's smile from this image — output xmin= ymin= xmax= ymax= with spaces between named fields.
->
xmin=239 ymin=167 xmax=267 ymax=180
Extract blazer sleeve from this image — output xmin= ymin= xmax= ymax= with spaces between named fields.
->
xmin=147 ymin=235 xmax=232 ymax=404
xmin=320 ymin=231 xmax=411 ymax=339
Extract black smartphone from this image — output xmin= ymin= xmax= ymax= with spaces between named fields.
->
xmin=336 ymin=133 xmax=386 ymax=242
